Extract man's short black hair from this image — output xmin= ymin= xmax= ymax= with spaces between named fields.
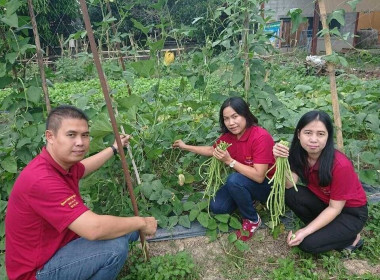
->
xmin=46 ymin=105 xmax=89 ymax=133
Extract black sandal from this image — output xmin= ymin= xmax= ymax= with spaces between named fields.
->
xmin=343 ymin=239 xmax=364 ymax=253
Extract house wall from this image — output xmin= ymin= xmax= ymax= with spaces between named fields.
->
xmin=357 ymin=11 xmax=380 ymax=43
xmin=266 ymin=0 xmax=380 ymax=14
xmin=316 ymin=12 xmax=357 ymax=53
xmin=266 ymin=0 xmax=315 ymax=18
xmin=266 ymin=1 xmax=358 ymax=52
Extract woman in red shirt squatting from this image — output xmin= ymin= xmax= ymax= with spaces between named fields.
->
xmin=273 ymin=110 xmax=368 ymax=254
xmin=173 ymin=96 xmax=275 ymax=241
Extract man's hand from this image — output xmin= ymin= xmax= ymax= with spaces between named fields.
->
xmin=172 ymin=139 xmax=186 ymax=149
xmin=141 ymin=217 xmax=158 ymax=238
xmin=113 ymin=134 xmax=131 ymax=150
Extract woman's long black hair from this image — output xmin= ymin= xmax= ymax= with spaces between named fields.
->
xmin=219 ymin=97 xmax=258 ymax=134
xmin=289 ymin=110 xmax=335 ymax=186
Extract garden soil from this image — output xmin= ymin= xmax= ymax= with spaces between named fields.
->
xmin=146 ymin=229 xmax=380 ymax=279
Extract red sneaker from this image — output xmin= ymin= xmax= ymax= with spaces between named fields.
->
xmin=236 ymin=215 xmax=262 ymax=242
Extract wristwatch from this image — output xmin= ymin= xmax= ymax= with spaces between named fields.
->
xmin=111 ymin=145 xmax=118 ymax=156
xmin=229 ymin=159 xmax=236 ymax=168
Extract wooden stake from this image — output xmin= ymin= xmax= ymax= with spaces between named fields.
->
xmin=242 ymin=0 xmax=250 ymax=101
xmin=78 ymin=0 xmax=149 ymax=259
xmin=27 ymin=0 xmax=51 ymax=113
xmin=311 ymin=1 xmax=320 ymax=55
xmin=318 ymin=0 xmax=344 ymax=152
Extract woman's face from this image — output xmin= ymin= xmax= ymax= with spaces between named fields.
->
xmin=298 ymin=120 xmax=328 ymax=159
xmin=223 ymin=106 xmax=247 ymax=138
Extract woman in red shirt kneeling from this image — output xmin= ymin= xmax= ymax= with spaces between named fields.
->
xmin=273 ymin=110 xmax=368 ymax=254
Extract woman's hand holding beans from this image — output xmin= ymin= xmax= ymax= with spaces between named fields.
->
xmin=273 ymin=142 xmax=289 ymax=158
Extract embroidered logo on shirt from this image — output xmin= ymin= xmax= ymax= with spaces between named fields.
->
xmin=61 ymin=194 xmax=79 ymax=208
xmin=244 ymin=156 xmax=254 ymax=166
xmin=320 ymin=186 xmax=331 ymax=196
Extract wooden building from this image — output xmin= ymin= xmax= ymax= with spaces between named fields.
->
xmin=265 ymin=0 xmax=380 ymax=53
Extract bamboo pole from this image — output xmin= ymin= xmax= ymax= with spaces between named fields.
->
xmin=318 ymin=0 xmax=344 ymax=152
xmin=311 ymin=1 xmax=320 ymax=55
xmin=27 ymin=0 xmax=51 ymax=113
xmin=105 ymin=2 xmax=140 ymax=184
xmin=78 ymin=0 xmax=149 ymax=259
xmin=243 ymin=0 xmax=250 ymax=101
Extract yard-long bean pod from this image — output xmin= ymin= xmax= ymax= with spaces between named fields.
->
xmin=266 ymin=140 xmax=298 ymax=229
xmin=199 ymin=141 xmax=231 ymax=202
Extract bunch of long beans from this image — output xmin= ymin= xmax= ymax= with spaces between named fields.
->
xmin=266 ymin=140 xmax=298 ymax=229
xmin=199 ymin=141 xmax=231 ymax=200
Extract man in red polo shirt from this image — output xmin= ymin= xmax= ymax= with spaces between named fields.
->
xmin=5 ymin=105 xmax=157 ymax=280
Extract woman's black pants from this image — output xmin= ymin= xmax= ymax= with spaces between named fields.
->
xmin=285 ymin=186 xmax=368 ymax=254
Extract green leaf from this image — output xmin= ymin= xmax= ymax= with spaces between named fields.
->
xmin=16 ymin=137 xmax=31 ymax=149
xmin=197 ymin=212 xmax=209 ymax=228
xmin=0 ymin=63 xmax=6 ymax=77
xmin=366 ymin=113 xmax=379 ymax=132
xmin=140 ymin=183 xmax=154 ymax=198
xmin=23 ymin=125 xmax=37 ymax=138
xmin=184 ymin=173 xmax=195 ymax=184
xmin=360 ymin=151 xmax=378 ymax=166
xmin=160 ymin=204 xmax=172 ymax=216
xmin=229 ymin=216 xmax=242 ymax=229
xmin=183 ymin=201 xmax=195 ymax=211
xmin=287 ymin=8 xmax=308 ymax=34
xmin=329 ymin=27 xmax=342 ymax=37
xmin=130 ymin=59 xmax=155 ymax=78
xmin=131 ymin=19 xmax=151 ymax=36
xmin=6 ymin=52 xmax=18 ymax=64
xmin=6 ymin=0 xmax=22 ymax=15
xmin=168 ymin=216 xmax=178 ymax=228
xmin=214 ymin=214 xmax=230 ymax=223
xmin=328 ymin=9 xmax=345 ymax=26
xmin=90 ymin=115 xmax=113 ymax=138
xmin=218 ymin=222 xmax=229 ymax=233
xmin=338 ymin=56 xmax=348 ymax=67
xmin=16 ymin=147 xmax=33 ymax=165
xmin=26 ymin=86 xmax=41 ymax=104
xmin=178 ymin=215 xmax=191 ymax=228
xmin=347 ymin=0 xmax=360 ymax=11
xmin=197 ymin=200 xmax=208 ymax=211
xmin=157 ymin=216 xmax=168 ymax=228
xmin=359 ymin=170 xmax=378 ymax=186
xmin=141 ymin=173 xmax=155 ymax=182
xmin=149 ymin=191 xmax=161 ymax=202
xmin=1 ymin=156 xmax=17 ymax=173
xmin=294 ymin=85 xmax=312 ymax=93
xmin=148 ymin=39 xmax=164 ymax=53
xmin=271 ymin=224 xmax=283 ymax=239
xmin=231 ymin=70 xmax=244 ymax=86
xmin=228 ymin=233 xmax=237 ymax=243
xmin=235 ymin=240 xmax=249 ymax=252
xmin=1 ymin=13 xmax=18 ymax=28
xmin=172 ymin=198 xmax=183 ymax=216
xmin=206 ymin=229 xmax=217 ymax=241
xmin=317 ymin=28 xmax=330 ymax=37
xmin=207 ymin=217 xmax=217 ymax=230
xmin=189 ymin=208 xmax=199 ymax=221
xmin=122 ymin=70 xmax=134 ymax=87
xmin=157 ymin=189 xmax=173 ymax=205
xmin=221 ymin=40 xmax=231 ymax=49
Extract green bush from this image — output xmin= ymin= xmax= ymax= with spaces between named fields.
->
xmin=121 ymin=249 xmax=198 ymax=280
xmin=55 ymin=55 xmax=95 ymax=81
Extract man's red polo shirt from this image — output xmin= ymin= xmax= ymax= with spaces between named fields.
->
xmin=5 ymin=147 xmax=89 ymax=280
xmin=217 ymin=125 xmax=276 ymax=177
xmin=306 ymin=150 xmax=367 ymax=207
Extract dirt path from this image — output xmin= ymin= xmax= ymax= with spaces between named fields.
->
xmin=147 ymin=229 xmax=380 ymax=279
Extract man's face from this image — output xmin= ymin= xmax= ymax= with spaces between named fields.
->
xmin=46 ymin=118 xmax=90 ymax=170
